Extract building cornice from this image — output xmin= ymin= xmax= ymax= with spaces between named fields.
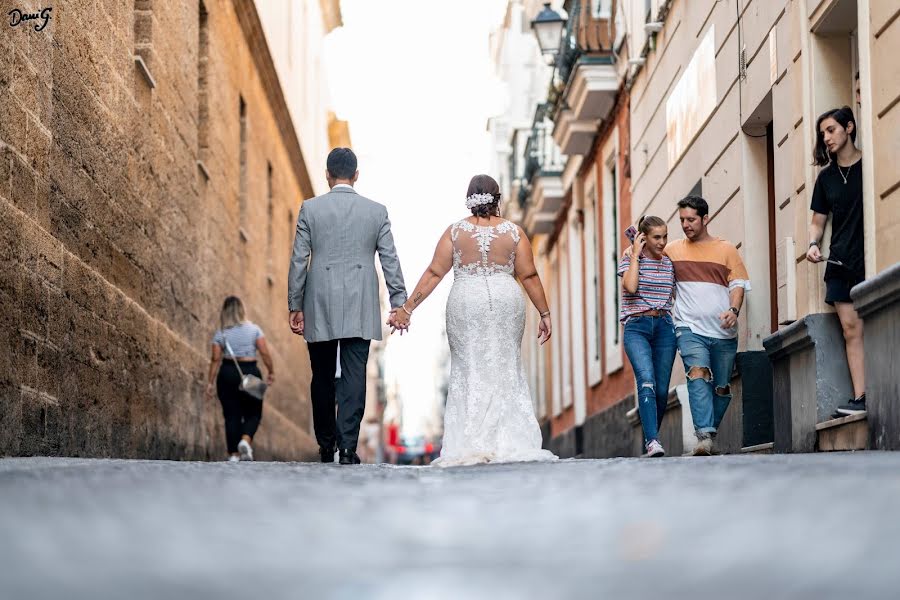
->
xmin=233 ymin=0 xmax=315 ymax=198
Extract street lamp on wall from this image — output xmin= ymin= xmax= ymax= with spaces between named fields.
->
xmin=531 ymin=3 xmax=566 ymax=61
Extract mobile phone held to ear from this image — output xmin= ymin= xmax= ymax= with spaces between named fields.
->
xmin=624 ymin=225 xmax=638 ymax=242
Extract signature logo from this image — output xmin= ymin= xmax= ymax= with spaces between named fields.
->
xmin=8 ymin=7 xmax=52 ymax=32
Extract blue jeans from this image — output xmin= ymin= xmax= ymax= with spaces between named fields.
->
xmin=623 ymin=315 xmax=677 ymax=444
xmin=675 ymin=327 xmax=738 ymax=436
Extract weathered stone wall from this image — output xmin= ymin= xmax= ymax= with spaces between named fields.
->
xmin=581 ymin=396 xmax=636 ymax=459
xmin=0 ymin=0 xmax=318 ymax=460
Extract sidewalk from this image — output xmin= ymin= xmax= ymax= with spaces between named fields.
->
xmin=2 ymin=454 xmax=898 ymax=599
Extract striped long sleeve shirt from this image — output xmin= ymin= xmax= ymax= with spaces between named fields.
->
xmin=616 ymin=252 xmax=675 ymax=322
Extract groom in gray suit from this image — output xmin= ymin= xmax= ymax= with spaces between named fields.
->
xmin=288 ymin=148 xmax=407 ymax=465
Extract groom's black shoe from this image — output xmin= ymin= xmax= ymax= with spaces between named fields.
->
xmin=319 ymin=446 xmax=335 ymax=463
xmin=338 ymin=449 xmax=361 ymax=465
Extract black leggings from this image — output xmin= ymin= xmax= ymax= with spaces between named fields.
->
xmin=217 ymin=361 xmax=263 ymax=453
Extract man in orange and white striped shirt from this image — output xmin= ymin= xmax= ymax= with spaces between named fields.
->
xmin=668 ymin=196 xmax=751 ymax=456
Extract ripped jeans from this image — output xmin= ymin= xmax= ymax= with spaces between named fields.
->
xmin=623 ymin=315 xmax=677 ymax=444
xmin=675 ymin=327 xmax=738 ymax=436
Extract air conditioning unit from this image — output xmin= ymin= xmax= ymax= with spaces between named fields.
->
xmin=644 ymin=21 xmax=663 ymax=34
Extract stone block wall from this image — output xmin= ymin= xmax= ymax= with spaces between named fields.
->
xmin=581 ymin=396 xmax=636 ymax=458
xmin=0 ymin=0 xmax=318 ymax=460
xmin=852 ymin=264 xmax=900 ymax=451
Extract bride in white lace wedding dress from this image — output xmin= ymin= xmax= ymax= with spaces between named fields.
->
xmin=389 ymin=175 xmax=557 ymax=467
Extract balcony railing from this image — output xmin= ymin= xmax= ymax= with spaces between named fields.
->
xmin=517 ymin=103 xmax=565 ymax=209
xmin=555 ymin=0 xmax=613 ymax=87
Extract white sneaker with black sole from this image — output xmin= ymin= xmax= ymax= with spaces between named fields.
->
xmin=644 ymin=440 xmax=666 ymax=458
xmin=238 ymin=439 xmax=254 ymax=461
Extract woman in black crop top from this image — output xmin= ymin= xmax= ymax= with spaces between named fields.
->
xmin=204 ymin=296 xmax=275 ymax=462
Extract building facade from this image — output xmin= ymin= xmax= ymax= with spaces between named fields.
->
xmin=0 ymin=0 xmax=344 ymax=460
xmin=629 ymin=0 xmax=899 ymax=454
xmin=496 ymin=0 xmax=900 ymax=458
xmin=257 ymin=0 xmax=350 ymax=197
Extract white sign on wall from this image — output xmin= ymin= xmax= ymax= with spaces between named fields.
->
xmin=769 ymin=28 xmax=778 ymax=86
xmin=666 ymin=26 xmax=717 ymax=169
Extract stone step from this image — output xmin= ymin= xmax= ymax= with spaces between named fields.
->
xmin=741 ymin=442 xmax=774 ymax=454
xmin=816 ymin=413 xmax=869 ymax=452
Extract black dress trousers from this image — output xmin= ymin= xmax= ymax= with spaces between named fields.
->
xmin=307 ymin=337 xmax=371 ymax=452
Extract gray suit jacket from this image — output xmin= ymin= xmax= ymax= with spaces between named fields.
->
xmin=288 ymin=186 xmax=407 ymax=342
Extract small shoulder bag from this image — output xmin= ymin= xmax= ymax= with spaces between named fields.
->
xmin=223 ymin=337 xmax=267 ymax=401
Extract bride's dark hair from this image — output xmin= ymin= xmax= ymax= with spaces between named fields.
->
xmin=466 ymin=174 xmax=501 ymax=218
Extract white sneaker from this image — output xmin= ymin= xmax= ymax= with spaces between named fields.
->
xmin=238 ymin=439 xmax=254 ymax=461
xmin=645 ymin=440 xmax=666 ymax=458
xmin=227 ymin=455 xmax=240 ymax=463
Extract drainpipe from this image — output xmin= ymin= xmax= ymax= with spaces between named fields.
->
xmin=797 ymin=0 xmax=818 ymax=317
xmin=856 ymin=0 xmax=876 ymax=275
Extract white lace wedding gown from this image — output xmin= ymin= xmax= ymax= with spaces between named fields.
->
xmin=432 ymin=219 xmax=558 ymax=467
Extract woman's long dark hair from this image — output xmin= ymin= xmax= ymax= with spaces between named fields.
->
xmin=813 ymin=106 xmax=856 ymax=167
xmin=466 ymin=174 xmax=501 ymax=219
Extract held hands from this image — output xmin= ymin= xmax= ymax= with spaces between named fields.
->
xmin=387 ymin=304 xmax=412 ymax=335
xmin=266 ymin=372 xmax=275 ymax=385
xmin=205 ymin=382 xmax=215 ymax=401
xmin=538 ymin=315 xmax=552 ymax=345
xmin=289 ymin=311 xmax=304 ymax=336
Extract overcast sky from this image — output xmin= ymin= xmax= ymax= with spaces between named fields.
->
xmin=323 ymin=0 xmax=509 ymax=434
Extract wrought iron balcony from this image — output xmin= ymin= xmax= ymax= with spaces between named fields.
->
xmin=554 ymin=0 xmax=613 ymax=92
xmin=512 ymin=104 xmax=566 ymax=235
xmin=517 ymin=104 xmax=565 ymax=209
xmin=549 ymin=1 xmax=618 ymax=155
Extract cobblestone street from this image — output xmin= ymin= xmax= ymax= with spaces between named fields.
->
xmin=2 ymin=453 xmax=899 ymax=599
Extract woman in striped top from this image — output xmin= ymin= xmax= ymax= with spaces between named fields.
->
xmin=204 ymin=296 xmax=275 ymax=462
xmin=617 ymin=216 xmax=676 ymax=458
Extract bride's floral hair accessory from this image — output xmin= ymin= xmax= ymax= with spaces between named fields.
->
xmin=465 ymin=192 xmax=496 ymax=209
